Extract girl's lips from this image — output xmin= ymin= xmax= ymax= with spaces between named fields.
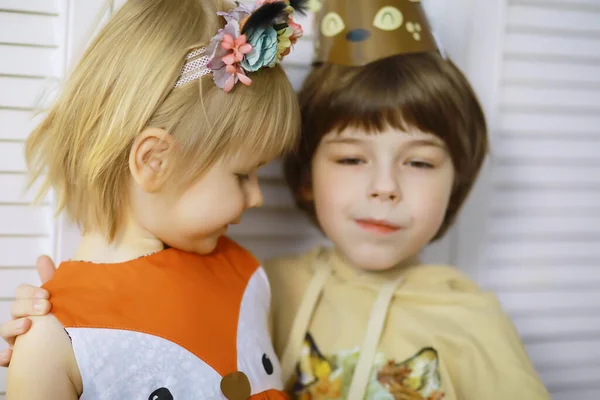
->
xmin=355 ymin=219 xmax=402 ymax=234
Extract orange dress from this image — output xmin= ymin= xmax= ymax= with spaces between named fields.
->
xmin=43 ymin=237 xmax=288 ymax=399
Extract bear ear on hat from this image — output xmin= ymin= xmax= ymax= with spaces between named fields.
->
xmin=312 ymin=0 xmax=442 ymax=67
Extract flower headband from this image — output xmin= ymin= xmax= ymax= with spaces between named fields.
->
xmin=174 ymin=0 xmax=307 ymax=92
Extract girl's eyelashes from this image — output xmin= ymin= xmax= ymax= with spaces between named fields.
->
xmin=335 ymin=157 xmax=365 ymax=165
xmin=236 ymin=173 xmax=251 ymax=182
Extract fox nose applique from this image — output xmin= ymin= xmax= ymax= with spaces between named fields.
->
xmin=346 ymin=28 xmax=371 ymax=42
xmin=221 ymin=371 xmax=252 ymax=400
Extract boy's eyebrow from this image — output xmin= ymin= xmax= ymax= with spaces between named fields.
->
xmin=405 ymin=138 xmax=447 ymax=148
xmin=323 ymin=136 xmax=446 ymax=148
xmin=322 ymin=137 xmax=366 ymax=145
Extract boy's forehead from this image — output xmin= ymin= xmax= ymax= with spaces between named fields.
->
xmin=325 ymin=126 xmax=445 ymax=145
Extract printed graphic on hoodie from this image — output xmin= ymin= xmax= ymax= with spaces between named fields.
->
xmin=290 ymin=333 xmax=445 ymax=400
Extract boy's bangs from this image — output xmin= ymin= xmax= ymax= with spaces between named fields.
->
xmin=323 ymin=73 xmax=459 ymax=144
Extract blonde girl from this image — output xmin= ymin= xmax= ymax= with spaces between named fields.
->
xmin=5 ymin=0 xmax=305 ymax=398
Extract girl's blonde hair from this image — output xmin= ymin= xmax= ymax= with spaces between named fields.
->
xmin=25 ymin=0 xmax=300 ymax=240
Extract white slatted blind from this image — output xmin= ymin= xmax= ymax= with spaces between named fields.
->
xmin=0 ymin=0 xmax=64 ymax=395
xmin=478 ymin=1 xmax=600 ymax=399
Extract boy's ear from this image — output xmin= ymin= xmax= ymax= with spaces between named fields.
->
xmin=298 ymin=171 xmax=314 ymax=202
xmin=129 ymin=127 xmax=174 ymax=193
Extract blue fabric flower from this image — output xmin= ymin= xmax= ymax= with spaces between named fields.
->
xmin=241 ymin=26 xmax=278 ymax=72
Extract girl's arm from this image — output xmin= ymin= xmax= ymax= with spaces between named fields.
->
xmin=6 ymin=314 xmax=82 ymax=399
xmin=0 ymin=256 xmax=56 ymax=367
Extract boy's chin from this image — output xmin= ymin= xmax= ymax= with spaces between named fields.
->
xmin=339 ymin=244 xmax=419 ymax=272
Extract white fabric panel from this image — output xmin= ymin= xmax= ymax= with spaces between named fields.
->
xmin=0 ymin=0 xmax=59 ymax=14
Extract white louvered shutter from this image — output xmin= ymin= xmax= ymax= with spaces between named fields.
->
xmin=457 ymin=1 xmax=600 ymax=399
xmin=0 ymin=0 xmax=66 ymax=396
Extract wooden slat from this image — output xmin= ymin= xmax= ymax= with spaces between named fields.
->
xmin=504 ymin=59 xmax=600 ymax=84
xmin=552 ymin=388 xmax=600 ymax=400
xmin=490 ymin=215 xmax=600 ymax=237
xmin=497 ymin=290 xmax=600 ymax=314
xmin=0 ymin=174 xmax=49 ymax=203
xmin=0 ymin=237 xmax=52 ymax=267
xmin=485 ymin=266 xmax=600 ymax=290
xmin=0 ymin=13 xmax=57 ymax=46
xmin=492 ymin=163 xmax=600 ymax=187
xmin=507 ymin=5 xmax=600 ymax=33
xmin=0 ymin=142 xmax=25 ymax=172
xmin=0 ymin=269 xmax=40 ymax=298
xmin=0 ymin=77 xmax=51 ymax=109
xmin=513 ymin=315 xmax=600 ymax=342
xmin=491 ymin=188 xmax=600 ymax=211
xmin=539 ymin=366 xmax=600 ymax=396
xmin=0 ymin=110 xmax=43 ymax=140
xmin=260 ymin=181 xmax=294 ymax=208
xmin=0 ymin=205 xmax=51 ymax=235
xmin=281 ymin=38 xmax=314 ymax=66
xmin=486 ymin=240 xmax=600 ymax=263
xmin=258 ymin=159 xmax=283 ymax=180
xmin=228 ymin=208 xmax=318 ymax=237
xmin=500 ymin=112 xmax=600 ymax=135
xmin=513 ymin=0 xmax=600 ymax=7
xmin=494 ymin=137 xmax=600 ymax=160
xmin=501 ymin=86 xmax=600 ymax=109
xmin=0 ymin=0 xmax=58 ymax=14
xmin=504 ymin=32 xmax=600 ymax=59
xmin=283 ymin=64 xmax=310 ymax=91
xmin=493 ymin=164 xmax=600 ymax=186
xmin=525 ymin=338 xmax=600 ymax=369
xmin=0 ymin=45 xmax=58 ymax=77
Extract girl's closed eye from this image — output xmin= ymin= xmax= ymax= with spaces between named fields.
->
xmin=336 ymin=157 xmax=366 ymax=165
xmin=236 ymin=173 xmax=251 ymax=182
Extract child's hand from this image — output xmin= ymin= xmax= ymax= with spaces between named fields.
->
xmin=0 ymin=255 xmax=56 ymax=367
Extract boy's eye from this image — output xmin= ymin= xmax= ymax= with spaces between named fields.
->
xmin=236 ymin=173 xmax=251 ymax=181
xmin=336 ymin=158 xmax=364 ymax=165
xmin=406 ymin=160 xmax=434 ymax=169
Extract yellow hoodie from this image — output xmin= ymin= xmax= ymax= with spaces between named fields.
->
xmin=264 ymin=246 xmax=550 ymax=400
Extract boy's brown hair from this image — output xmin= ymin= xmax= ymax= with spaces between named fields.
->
xmin=284 ymin=52 xmax=488 ymax=240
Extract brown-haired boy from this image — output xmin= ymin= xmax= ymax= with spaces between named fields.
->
xmin=263 ymin=1 xmax=550 ymax=398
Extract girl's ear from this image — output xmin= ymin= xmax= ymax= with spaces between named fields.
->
xmin=129 ymin=128 xmax=174 ymax=192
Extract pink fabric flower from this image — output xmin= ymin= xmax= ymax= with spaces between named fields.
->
xmin=223 ymin=64 xmax=252 ymax=92
xmin=288 ymin=18 xmax=303 ymax=44
xmin=221 ymin=34 xmax=252 ymax=65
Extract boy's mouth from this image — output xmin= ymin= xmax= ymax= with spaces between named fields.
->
xmin=355 ymin=218 xmax=402 ymax=234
